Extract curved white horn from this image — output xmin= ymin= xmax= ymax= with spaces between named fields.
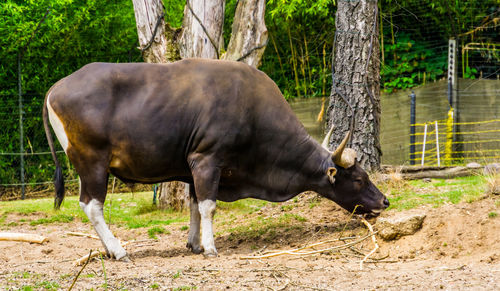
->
xmin=322 ymin=125 xmax=335 ymax=149
xmin=332 ymin=131 xmax=356 ymax=168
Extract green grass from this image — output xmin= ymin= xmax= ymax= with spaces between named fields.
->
xmin=30 ymin=214 xmax=74 ymax=226
xmin=383 ymin=175 xmax=488 ymax=211
xmin=216 ymin=198 xmax=270 ymax=214
xmin=148 ymin=226 xmax=170 ymax=239
xmin=0 ymin=192 xmax=189 ymax=229
xmin=172 ymin=270 xmax=182 ymax=279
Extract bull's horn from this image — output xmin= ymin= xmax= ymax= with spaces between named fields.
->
xmin=321 ymin=125 xmax=335 ymax=149
xmin=332 ymin=131 xmax=356 ymax=168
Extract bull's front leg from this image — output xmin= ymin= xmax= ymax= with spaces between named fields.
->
xmin=198 ymin=199 xmax=217 ymax=257
xmin=189 ymin=155 xmax=220 ymax=257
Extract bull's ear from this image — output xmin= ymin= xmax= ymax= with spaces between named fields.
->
xmin=326 ymin=167 xmax=337 ymax=184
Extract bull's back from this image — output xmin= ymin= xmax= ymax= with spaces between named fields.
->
xmin=48 ymin=59 xmax=306 ymax=184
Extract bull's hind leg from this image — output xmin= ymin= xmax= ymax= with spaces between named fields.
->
xmin=78 ymin=166 xmax=128 ymax=260
xmin=186 ymin=184 xmax=202 ymax=254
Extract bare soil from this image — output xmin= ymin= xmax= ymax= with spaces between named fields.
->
xmin=1 ymin=193 xmax=500 ymax=290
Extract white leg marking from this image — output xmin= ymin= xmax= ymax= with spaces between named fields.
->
xmin=47 ymin=92 xmax=69 ymax=153
xmin=80 ymin=199 xmax=127 ymax=260
xmin=198 ymin=199 xmax=217 ymax=256
xmin=187 ymin=197 xmax=201 ymax=253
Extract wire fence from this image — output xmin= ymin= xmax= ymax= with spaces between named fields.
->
xmin=380 ymin=78 xmax=500 ymax=166
xmin=411 ymin=118 xmax=500 ymax=166
xmin=1 ymin=0 xmax=499 ymax=200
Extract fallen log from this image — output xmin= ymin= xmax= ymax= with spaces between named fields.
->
xmin=0 ymin=232 xmax=48 ymax=244
xmin=380 ymin=165 xmax=481 ymax=180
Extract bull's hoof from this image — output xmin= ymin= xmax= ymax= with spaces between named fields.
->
xmin=203 ymin=250 xmax=218 ymax=258
xmin=117 ymin=255 xmax=131 ymax=263
xmin=186 ymin=242 xmax=203 ymax=254
xmin=111 ymin=248 xmax=128 ymax=261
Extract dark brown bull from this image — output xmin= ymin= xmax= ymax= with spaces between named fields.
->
xmin=43 ymin=59 xmax=388 ymax=260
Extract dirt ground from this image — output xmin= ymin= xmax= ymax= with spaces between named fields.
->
xmin=1 ymin=193 xmax=499 ymax=290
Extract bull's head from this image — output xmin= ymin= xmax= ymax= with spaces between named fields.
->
xmin=321 ymin=127 xmax=389 ymax=217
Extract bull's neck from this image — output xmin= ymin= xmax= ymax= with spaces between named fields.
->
xmin=280 ymin=135 xmax=332 ymax=197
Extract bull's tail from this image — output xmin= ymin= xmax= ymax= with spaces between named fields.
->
xmin=43 ymin=89 xmax=65 ymax=209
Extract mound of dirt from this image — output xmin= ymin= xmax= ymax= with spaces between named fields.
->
xmin=1 ymin=192 xmax=499 ymax=290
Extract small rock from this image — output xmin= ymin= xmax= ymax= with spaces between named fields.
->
xmin=376 ymin=212 xmax=426 ymax=241
xmin=466 ymin=162 xmax=482 ymax=169
xmin=422 ymin=178 xmax=432 ymax=183
xmin=484 ymin=163 xmax=500 ymax=175
xmin=42 ymin=248 xmax=53 ymax=255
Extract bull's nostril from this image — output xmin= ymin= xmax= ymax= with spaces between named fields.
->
xmin=383 ymin=198 xmax=390 ymax=208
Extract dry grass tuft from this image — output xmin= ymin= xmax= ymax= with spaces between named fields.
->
xmin=485 ymin=174 xmax=500 ymax=195
xmin=371 ymin=167 xmax=410 ymax=197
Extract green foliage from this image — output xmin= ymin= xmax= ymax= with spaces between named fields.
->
xmin=381 ymin=33 xmax=446 ymax=92
xmin=0 ymin=0 xmax=139 ymax=186
xmin=260 ymin=0 xmax=335 ymax=99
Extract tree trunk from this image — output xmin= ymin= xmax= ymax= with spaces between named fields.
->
xmin=133 ymin=0 xmax=187 ymax=211
xmin=133 ymin=0 xmax=267 ymax=210
xmin=326 ymin=0 xmax=381 ymax=172
xmin=179 ymin=0 xmax=225 ymax=59
xmin=132 ymin=0 xmax=167 ymax=63
xmin=222 ymin=0 xmax=268 ymax=68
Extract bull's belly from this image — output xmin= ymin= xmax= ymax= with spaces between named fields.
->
xmin=108 ymin=154 xmax=192 ymax=184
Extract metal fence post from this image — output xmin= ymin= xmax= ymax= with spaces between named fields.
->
xmin=409 ymin=91 xmax=416 ymax=165
xmin=17 ymin=52 xmax=25 ymax=199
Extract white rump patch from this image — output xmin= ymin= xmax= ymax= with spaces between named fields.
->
xmin=47 ymin=92 xmax=69 ymax=153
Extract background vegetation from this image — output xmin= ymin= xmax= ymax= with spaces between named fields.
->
xmin=0 ymin=0 xmax=498 ymax=189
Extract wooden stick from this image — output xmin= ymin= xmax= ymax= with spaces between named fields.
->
xmin=0 ymin=232 xmax=47 ymax=244
xmin=359 ymin=218 xmax=379 ymax=270
xmin=73 ymin=249 xmax=107 ymax=266
xmin=66 ymin=232 xmax=100 ymax=240
xmin=69 ymin=250 xmax=93 ymax=290
xmin=66 ymin=231 xmax=100 ymax=239
xmin=240 ymin=232 xmax=376 ymax=260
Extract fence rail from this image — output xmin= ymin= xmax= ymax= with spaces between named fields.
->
xmin=410 ymin=116 xmax=500 ymax=166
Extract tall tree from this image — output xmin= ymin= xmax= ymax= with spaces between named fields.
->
xmin=132 ymin=0 xmax=187 ymax=211
xmin=326 ymin=0 xmax=381 ymax=172
xmin=223 ymin=0 xmax=268 ymax=68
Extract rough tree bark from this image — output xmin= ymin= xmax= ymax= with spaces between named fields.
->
xmin=132 ymin=0 xmax=167 ymax=63
xmin=222 ymin=0 xmax=268 ymax=68
xmin=179 ymin=0 xmax=225 ymax=59
xmin=326 ymin=0 xmax=381 ymax=172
